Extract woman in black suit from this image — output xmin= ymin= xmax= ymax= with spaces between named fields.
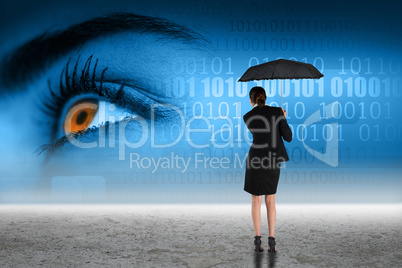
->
xmin=243 ymin=86 xmax=292 ymax=253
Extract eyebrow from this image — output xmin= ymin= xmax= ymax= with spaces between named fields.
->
xmin=0 ymin=12 xmax=211 ymax=90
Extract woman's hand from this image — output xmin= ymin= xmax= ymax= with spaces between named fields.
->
xmin=282 ymin=108 xmax=287 ymax=117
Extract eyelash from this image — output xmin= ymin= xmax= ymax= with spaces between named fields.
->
xmin=36 ymin=115 xmax=135 ymax=157
xmin=36 ymin=55 xmax=176 ymax=157
xmin=40 ymin=55 xmax=125 ymax=141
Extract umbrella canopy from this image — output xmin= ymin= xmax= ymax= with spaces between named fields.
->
xmin=238 ymin=59 xmax=323 ymax=82
xmin=238 ymin=59 xmax=324 ymax=107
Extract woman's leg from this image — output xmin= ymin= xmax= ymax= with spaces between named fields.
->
xmin=265 ymin=194 xmax=276 ymax=238
xmin=251 ymin=194 xmax=262 ymax=236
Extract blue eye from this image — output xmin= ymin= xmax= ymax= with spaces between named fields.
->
xmin=40 ymin=55 xmax=135 ymax=141
xmin=36 ymin=54 xmax=171 ymax=156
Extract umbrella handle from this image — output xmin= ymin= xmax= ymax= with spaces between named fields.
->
xmin=281 ymin=80 xmax=283 ymax=108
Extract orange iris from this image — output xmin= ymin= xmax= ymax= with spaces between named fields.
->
xmin=63 ymin=100 xmax=99 ymax=134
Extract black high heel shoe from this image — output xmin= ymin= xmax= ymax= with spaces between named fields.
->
xmin=254 ymin=236 xmax=264 ymax=252
xmin=268 ymin=237 xmax=277 ymax=253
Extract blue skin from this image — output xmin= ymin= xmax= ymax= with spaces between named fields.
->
xmin=0 ymin=4 xmax=215 ymax=200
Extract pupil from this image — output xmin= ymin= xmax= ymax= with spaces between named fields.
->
xmin=76 ymin=111 xmax=88 ymax=125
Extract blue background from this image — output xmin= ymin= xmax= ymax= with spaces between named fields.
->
xmin=0 ymin=0 xmax=401 ymax=203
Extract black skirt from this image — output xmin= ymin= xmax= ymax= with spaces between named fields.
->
xmin=244 ymin=151 xmax=281 ymax=196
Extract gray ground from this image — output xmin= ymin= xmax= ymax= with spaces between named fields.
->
xmin=0 ymin=204 xmax=401 ymax=267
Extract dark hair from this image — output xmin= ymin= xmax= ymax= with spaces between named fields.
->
xmin=249 ymin=86 xmax=266 ymax=108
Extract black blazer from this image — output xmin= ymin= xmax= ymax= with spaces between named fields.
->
xmin=243 ymin=105 xmax=292 ymax=163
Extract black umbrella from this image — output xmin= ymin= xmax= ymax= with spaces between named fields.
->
xmin=238 ymin=59 xmax=324 ymax=107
